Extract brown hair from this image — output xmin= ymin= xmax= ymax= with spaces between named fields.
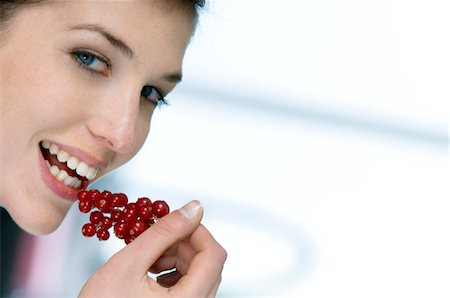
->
xmin=0 ymin=0 xmax=206 ymax=29
xmin=0 ymin=1 xmax=41 ymax=27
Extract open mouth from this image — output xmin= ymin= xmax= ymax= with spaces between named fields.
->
xmin=39 ymin=141 xmax=99 ymax=190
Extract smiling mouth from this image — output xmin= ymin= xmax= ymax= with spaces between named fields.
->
xmin=39 ymin=141 xmax=99 ymax=189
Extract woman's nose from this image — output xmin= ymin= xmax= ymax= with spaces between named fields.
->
xmin=86 ymin=88 xmax=140 ymax=153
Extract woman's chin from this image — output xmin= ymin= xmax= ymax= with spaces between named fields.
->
xmin=20 ymin=218 xmax=63 ymax=236
xmin=7 ymin=203 xmax=70 ymax=236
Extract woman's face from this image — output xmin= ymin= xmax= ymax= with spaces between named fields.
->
xmin=0 ymin=1 xmax=194 ymax=234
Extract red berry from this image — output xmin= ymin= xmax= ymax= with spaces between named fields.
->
xmin=77 ymin=190 xmax=89 ymax=201
xmin=82 ymin=223 xmax=96 ymax=237
xmin=97 ymin=228 xmax=110 ymax=241
xmin=97 ymin=198 xmax=111 ymax=213
xmin=117 ymin=193 xmax=128 ymax=206
xmin=152 ymin=200 xmax=170 ymax=218
xmin=101 ymin=190 xmax=113 ymax=200
xmin=89 ymin=210 xmax=104 ymax=225
xmin=137 ymin=206 xmax=153 ymax=222
xmin=78 ymin=200 xmax=93 ymax=213
xmin=113 ymin=222 xmax=129 ymax=239
xmin=100 ymin=216 xmax=113 ymax=229
xmin=110 ymin=209 xmax=124 ymax=223
xmin=88 ymin=189 xmax=100 ymax=201
xmin=125 ymin=202 xmax=136 ymax=209
xmin=110 ymin=194 xmax=122 ymax=207
xmin=123 ymin=203 xmax=137 ymax=223
xmin=136 ymin=197 xmax=151 ymax=208
xmin=129 ymin=220 xmax=146 ymax=237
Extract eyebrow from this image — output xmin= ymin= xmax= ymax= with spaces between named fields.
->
xmin=67 ymin=23 xmax=183 ymax=84
xmin=67 ymin=24 xmax=134 ymax=59
xmin=164 ymin=73 xmax=183 ymax=83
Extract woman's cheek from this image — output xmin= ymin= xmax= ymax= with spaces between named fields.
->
xmin=135 ymin=112 xmax=152 ymax=152
xmin=137 ymin=103 xmax=153 ymax=145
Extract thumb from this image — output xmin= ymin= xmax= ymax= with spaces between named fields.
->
xmin=111 ymin=200 xmax=203 ymax=276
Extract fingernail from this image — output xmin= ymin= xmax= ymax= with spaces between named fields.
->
xmin=179 ymin=200 xmax=202 ymax=220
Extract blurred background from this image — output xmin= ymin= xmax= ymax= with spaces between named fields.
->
xmin=3 ymin=0 xmax=449 ymax=297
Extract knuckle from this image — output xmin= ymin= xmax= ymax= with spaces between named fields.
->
xmin=151 ymin=217 xmax=177 ymax=238
xmin=220 ymin=246 xmax=228 ymax=263
xmin=213 ymin=244 xmax=228 ymax=264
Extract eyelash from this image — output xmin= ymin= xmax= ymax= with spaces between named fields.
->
xmin=140 ymin=86 xmax=169 ymax=108
xmin=71 ymin=50 xmax=169 ymax=108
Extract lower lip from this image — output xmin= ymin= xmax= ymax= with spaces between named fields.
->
xmin=38 ymin=145 xmax=85 ymax=202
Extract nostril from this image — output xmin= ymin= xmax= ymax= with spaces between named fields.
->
xmin=99 ymin=135 xmax=115 ymax=150
xmin=86 ymin=126 xmax=113 ymax=147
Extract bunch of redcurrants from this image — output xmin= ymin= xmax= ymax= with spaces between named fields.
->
xmin=77 ymin=189 xmax=170 ymax=244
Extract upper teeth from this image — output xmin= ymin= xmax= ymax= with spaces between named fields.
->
xmin=41 ymin=141 xmax=99 ymax=180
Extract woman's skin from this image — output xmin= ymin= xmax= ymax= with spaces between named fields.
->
xmin=0 ymin=1 xmax=226 ymax=297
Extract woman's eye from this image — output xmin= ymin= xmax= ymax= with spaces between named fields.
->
xmin=73 ymin=51 xmax=109 ymax=75
xmin=141 ymin=86 xmax=168 ymax=107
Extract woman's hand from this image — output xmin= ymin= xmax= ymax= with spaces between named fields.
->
xmin=78 ymin=201 xmax=227 ymax=298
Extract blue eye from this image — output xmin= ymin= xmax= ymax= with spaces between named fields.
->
xmin=75 ymin=52 xmax=95 ymax=65
xmin=73 ymin=50 xmax=109 ymax=74
xmin=141 ymin=86 xmax=168 ymax=107
xmin=141 ymin=86 xmax=158 ymax=99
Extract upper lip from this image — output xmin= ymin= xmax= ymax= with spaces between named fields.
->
xmin=43 ymin=140 xmax=109 ymax=170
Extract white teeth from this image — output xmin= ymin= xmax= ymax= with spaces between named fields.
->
xmin=42 ymin=141 xmax=50 ymax=149
xmin=86 ymin=167 xmax=98 ymax=180
xmin=67 ymin=156 xmax=79 ymax=171
xmin=76 ymin=162 xmax=89 ymax=177
xmin=44 ymin=160 xmax=82 ymax=189
xmin=63 ymin=176 xmax=74 ymax=186
xmin=56 ymin=170 xmax=68 ymax=181
xmin=41 ymin=141 xmax=99 ymax=181
xmin=50 ymin=165 xmax=59 ymax=176
xmin=49 ymin=144 xmax=59 ymax=155
xmin=72 ymin=179 xmax=81 ymax=188
xmin=45 ymin=160 xmax=51 ymax=168
xmin=57 ymin=150 xmax=69 ymax=163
